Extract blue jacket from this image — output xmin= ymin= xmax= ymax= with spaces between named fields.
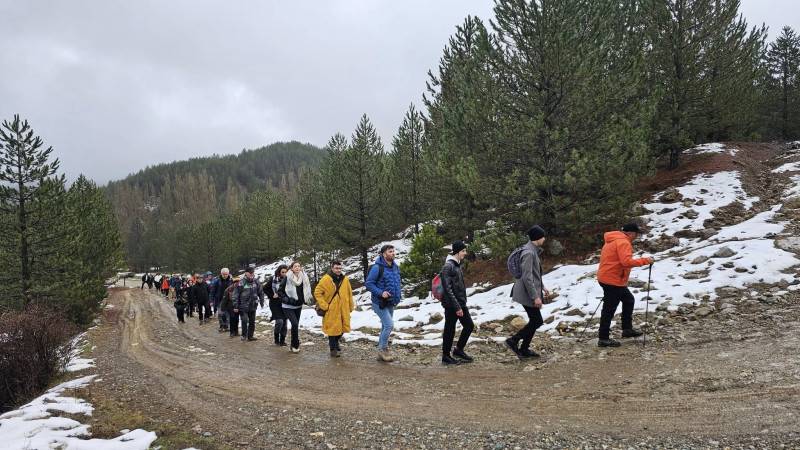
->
xmin=169 ymin=276 xmax=181 ymax=289
xmin=365 ymin=256 xmax=402 ymax=306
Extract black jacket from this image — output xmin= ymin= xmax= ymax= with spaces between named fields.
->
xmin=440 ymin=256 xmax=467 ymax=311
xmin=190 ymin=281 xmax=210 ymax=305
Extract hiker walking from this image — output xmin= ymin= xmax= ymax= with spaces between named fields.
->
xmin=506 ymin=226 xmax=548 ymax=359
xmin=174 ymin=290 xmax=187 ymax=323
xmin=267 ymin=265 xmax=288 ymax=346
xmin=596 ymin=223 xmax=654 ymax=347
xmin=211 ymin=268 xmax=233 ymax=333
xmin=160 ymin=276 xmax=170 ymax=297
xmin=141 ymin=273 xmax=148 ymax=289
xmin=439 ymin=241 xmax=474 ymax=365
xmin=314 ymin=260 xmax=354 ymax=358
xmin=365 ymin=244 xmax=402 ymax=363
xmin=191 ymin=274 xmax=211 ymax=324
xmin=147 ymin=274 xmax=155 ymax=290
xmin=279 ymin=261 xmax=312 ymax=353
xmin=232 ymin=267 xmax=264 ymax=341
xmin=219 ymin=275 xmax=240 ymax=337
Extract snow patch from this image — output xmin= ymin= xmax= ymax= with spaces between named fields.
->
xmin=686 ymin=142 xmax=737 ymax=156
xmin=0 ymin=375 xmax=157 ymax=450
xmin=773 ymin=161 xmax=800 ymax=173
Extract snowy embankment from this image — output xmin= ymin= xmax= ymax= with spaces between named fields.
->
xmin=0 ymin=335 xmax=157 ymax=449
xmin=253 ymin=144 xmax=800 ymax=347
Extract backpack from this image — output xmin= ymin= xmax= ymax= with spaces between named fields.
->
xmin=507 ymin=246 xmax=526 ymax=279
xmin=367 ymin=264 xmax=385 ymax=284
xmin=431 ymin=273 xmax=444 ymax=301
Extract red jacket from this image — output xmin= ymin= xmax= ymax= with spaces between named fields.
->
xmin=597 ymin=231 xmax=650 ymax=286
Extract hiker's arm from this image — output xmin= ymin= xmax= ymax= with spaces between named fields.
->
xmin=364 ymin=266 xmax=383 ymax=297
xmin=617 ymin=241 xmax=651 ymax=267
xmin=441 ymin=264 xmax=459 ymax=310
xmin=520 ymin=252 xmax=538 ymax=300
xmin=232 ymin=286 xmax=241 ymax=311
xmin=314 ymin=280 xmax=329 ymax=311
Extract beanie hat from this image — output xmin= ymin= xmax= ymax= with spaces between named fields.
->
xmin=451 ymin=240 xmax=467 ymax=255
xmin=527 ymin=225 xmax=546 ymax=241
xmin=621 ymin=223 xmax=641 ymax=233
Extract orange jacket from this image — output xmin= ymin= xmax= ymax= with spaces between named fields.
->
xmin=161 ymin=278 xmax=169 ymax=290
xmin=597 ymin=231 xmax=651 ymax=287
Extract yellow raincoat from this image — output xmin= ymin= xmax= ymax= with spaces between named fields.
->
xmin=314 ymin=273 xmax=354 ymax=337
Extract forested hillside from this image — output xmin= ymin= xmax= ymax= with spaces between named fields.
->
xmin=109 ymin=0 xmax=800 ymax=277
xmin=106 ymin=141 xmax=325 ymax=271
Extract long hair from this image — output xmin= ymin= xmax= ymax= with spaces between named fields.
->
xmin=274 ymin=264 xmax=289 ymax=278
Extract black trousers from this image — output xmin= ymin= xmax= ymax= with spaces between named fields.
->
xmin=175 ymin=305 xmax=185 ymax=323
xmin=228 ymin=309 xmax=239 ymax=336
xmin=599 ymin=283 xmax=635 ymax=340
xmin=328 ymin=335 xmax=342 ymax=350
xmin=187 ymin=301 xmax=195 ymax=316
xmin=283 ymin=307 xmax=302 ymax=349
xmin=240 ymin=310 xmax=257 ymax=339
xmin=141 ymin=281 xmax=147 ymax=289
xmin=511 ymin=305 xmax=544 ymax=350
xmin=442 ymin=306 xmax=474 ymax=355
xmin=274 ymin=318 xmax=287 ymax=344
xmin=198 ymin=302 xmax=210 ymax=321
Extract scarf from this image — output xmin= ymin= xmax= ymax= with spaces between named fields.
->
xmin=285 ymin=270 xmax=313 ymax=305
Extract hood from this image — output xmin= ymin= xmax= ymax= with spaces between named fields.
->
xmin=604 ymin=231 xmax=630 ymax=244
xmin=446 ymin=254 xmax=460 ymax=266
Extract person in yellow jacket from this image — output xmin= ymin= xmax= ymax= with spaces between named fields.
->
xmin=314 ymin=260 xmax=354 ymax=358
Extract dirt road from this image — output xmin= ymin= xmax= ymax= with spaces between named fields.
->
xmin=81 ymin=286 xmax=800 ymax=449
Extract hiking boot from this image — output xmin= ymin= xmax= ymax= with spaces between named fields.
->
xmin=598 ymin=338 xmax=621 ymax=347
xmin=622 ymin=328 xmax=643 ymax=338
xmin=378 ymin=350 xmax=395 ymax=363
xmin=519 ymin=348 xmax=541 ymax=359
xmin=335 ymin=342 xmax=342 ymax=351
xmin=505 ymin=338 xmax=521 ymax=356
xmin=248 ymin=337 xmax=258 ymax=341
xmin=442 ymin=354 xmax=462 ymax=365
xmin=330 ymin=349 xmax=340 ymax=358
xmin=279 ymin=341 xmax=287 ymax=347
xmin=453 ymin=348 xmax=474 ymax=363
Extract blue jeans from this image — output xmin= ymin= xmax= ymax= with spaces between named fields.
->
xmin=372 ymin=302 xmax=394 ymax=350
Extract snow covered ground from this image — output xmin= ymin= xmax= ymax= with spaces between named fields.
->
xmin=685 ymin=142 xmax=738 ymax=156
xmin=0 ymin=338 xmax=158 ymax=449
xmin=254 ymin=166 xmax=800 ymax=347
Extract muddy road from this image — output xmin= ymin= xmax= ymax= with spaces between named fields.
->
xmin=82 ymin=286 xmax=800 ymax=449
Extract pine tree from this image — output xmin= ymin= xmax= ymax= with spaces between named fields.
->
xmin=645 ymin=0 xmax=766 ymax=167
xmin=0 ymin=115 xmax=66 ymax=308
xmin=390 ymin=104 xmax=429 ymax=234
xmin=766 ymin=26 xmax=800 ymax=139
xmin=320 ymin=117 xmax=387 ymax=277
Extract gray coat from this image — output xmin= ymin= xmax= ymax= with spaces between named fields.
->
xmin=232 ymin=278 xmax=264 ymax=313
xmin=511 ymin=242 xmax=544 ymax=307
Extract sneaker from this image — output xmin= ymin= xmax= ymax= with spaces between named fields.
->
xmin=218 ymin=328 xmax=225 ymax=333
xmin=442 ymin=354 xmax=462 ymax=365
xmin=291 ymin=347 xmax=300 ymax=353
xmin=330 ymin=349 xmax=340 ymax=358
xmin=622 ymin=328 xmax=643 ymax=338
xmin=248 ymin=337 xmax=258 ymax=341
xmin=598 ymin=338 xmax=621 ymax=347
xmin=241 ymin=336 xmax=247 ymax=341
xmin=519 ymin=348 xmax=541 ymax=359
xmin=377 ymin=350 xmax=395 ymax=363
xmin=505 ymin=338 xmax=521 ymax=356
xmin=453 ymin=348 xmax=474 ymax=363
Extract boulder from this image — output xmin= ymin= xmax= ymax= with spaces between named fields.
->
xmin=510 ymin=316 xmax=527 ymax=331
xmin=683 ymin=209 xmax=699 ymax=220
xmin=691 ymin=255 xmax=709 ymax=265
xmin=695 ymin=307 xmax=713 ymax=317
xmin=712 ymin=247 xmax=737 ymax=258
xmin=683 ymin=270 xmax=710 ymax=280
xmin=659 ymin=187 xmax=683 ymax=203
xmin=398 ymin=315 xmax=414 ymax=322
xmin=428 ymin=312 xmax=443 ymax=324
xmin=776 ymin=237 xmax=800 ymax=253
xmin=564 ymin=308 xmax=585 ymax=317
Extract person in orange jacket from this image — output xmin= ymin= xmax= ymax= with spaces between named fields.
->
xmin=596 ymin=223 xmax=654 ymax=347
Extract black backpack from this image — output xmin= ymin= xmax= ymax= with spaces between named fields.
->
xmin=367 ymin=264 xmax=385 ymax=284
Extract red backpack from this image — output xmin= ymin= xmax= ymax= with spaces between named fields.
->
xmin=431 ymin=273 xmax=444 ymax=301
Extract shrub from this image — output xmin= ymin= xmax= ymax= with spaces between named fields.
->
xmin=401 ymin=224 xmax=447 ymax=283
xmin=472 ymin=220 xmax=524 ymax=259
xmin=0 ymin=304 xmax=77 ymax=412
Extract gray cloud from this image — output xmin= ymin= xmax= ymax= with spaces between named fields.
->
xmin=0 ymin=1 xmax=795 ymax=184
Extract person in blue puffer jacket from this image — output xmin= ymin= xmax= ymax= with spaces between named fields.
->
xmin=365 ymin=244 xmax=402 ymax=363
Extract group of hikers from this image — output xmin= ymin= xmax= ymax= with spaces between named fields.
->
xmin=140 ymin=222 xmax=653 ymax=364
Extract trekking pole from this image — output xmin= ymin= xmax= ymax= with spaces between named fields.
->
xmin=643 ymin=263 xmax=653 ymax=348
xmin=577 ymin=296 xmax=602 ymax=343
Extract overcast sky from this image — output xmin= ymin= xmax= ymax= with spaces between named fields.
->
xmin=0 ymin=1 xmax=797 ymax=184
